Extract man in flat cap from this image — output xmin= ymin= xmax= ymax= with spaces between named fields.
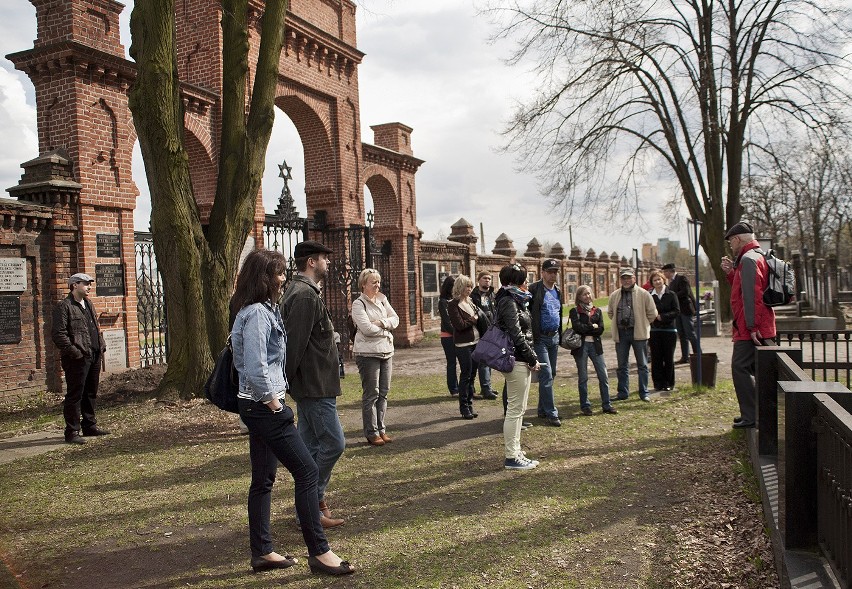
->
xmin=51 ymin=273 xmax=109 ymax=444
xmin=721 ymin=222 xmax=776 ymax=429
xmin=661 ymin=263 xmax=698 ymax=364
xmin=280 ymin=240 xmax=345 ymax=527
xmin=528 ymin=259 xmax=564 ymax=426
xmin=608 ymin=267 xmax=659 ymax=401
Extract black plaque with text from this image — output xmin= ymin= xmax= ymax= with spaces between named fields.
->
xmin=95 ymin=264 xmax=125 ymax=296
xmin=422 ymin=264 xmax=438 ymax=293
xmin=0 ymin=296 xmax=21 ymax=344
xmin=96 ymin=233 xmax=121 ymax=258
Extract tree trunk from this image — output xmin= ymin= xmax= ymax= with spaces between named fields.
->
xmin=129 ymin=0 xmax=289 ymax=399
xmin=128 ymin=0 xmax=213 ymax=401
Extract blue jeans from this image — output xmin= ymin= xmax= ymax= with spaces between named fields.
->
xmin=477 ymin=363 xmax=493 ymax=394
xmin=615 ymin=328 xmax=649 ymax=399
xmin=295 ymin=397 xmax=345 ymax=502
xmin=574 ymin=341 xmax=611 ymax=409
xmin=533 ymin=334 xmax=559 ymax=418
xmin=238 ymin=399 xmax=329 ymax=558
xmin=441 ymin=336 xmax=460 ymax=394
xmin=675 ymin=313 xmax=698 ymax=358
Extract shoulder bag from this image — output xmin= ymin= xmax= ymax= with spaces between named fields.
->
xmin=204 ymin=336 xmax=239 ymax=413
xmin=471 ymin=324 xmax=516 ymax=373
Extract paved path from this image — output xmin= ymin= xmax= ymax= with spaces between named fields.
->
xmin=0 ymin=332 xmax=736 ymax=466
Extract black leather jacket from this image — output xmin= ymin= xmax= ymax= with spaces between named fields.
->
xmin=438 ymin=297 xmax=453 ymax=334
xmin=51 ymin=294 xmax=106 ymax=360
xmin=569 ymin=306 xmax=605 ymax=357
xmin=471 ymin=287 xmax=496 ymax=322
xmin=651 ymin=290 xmax=680 ymax=329
xmin=495 ymin=288 xmax=537 ymax=366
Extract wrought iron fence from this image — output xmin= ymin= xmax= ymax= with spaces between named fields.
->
xmin=134 ymin=231 xmax=167 ymax=366
xmin=773 ymin=330 xmax=852 ymax=388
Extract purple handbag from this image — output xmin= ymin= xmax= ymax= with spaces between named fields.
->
xmin=471 ymin=324 xmax=516 ymax=373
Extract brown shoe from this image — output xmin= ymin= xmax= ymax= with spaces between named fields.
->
xmin=320 ymin=514 xmax=345 ymax=528
xmin=379 ymin=432 xmax=393 ymax=443
xmin=366 ymin=435 xmax=385 ymax=446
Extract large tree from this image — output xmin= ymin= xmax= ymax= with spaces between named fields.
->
xmin=128 ymin=0 xmax=288 ymax=400
xmin=483 ymin=0 xmax=852 ymax=316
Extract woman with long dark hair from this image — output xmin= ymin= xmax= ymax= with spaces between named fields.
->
xmin=230 ymin=249 xmax=354 ymax=577
xmin=438 ymin=275 xmax=461 ymax=396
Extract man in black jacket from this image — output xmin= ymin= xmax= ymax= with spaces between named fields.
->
xmin=281 ymin=240 xmax=345 ymax=528
xmin=51 ymin=273 xmax=109 ymax=444
xmin=662 ymin=263 xmax=698 ymax=363
xmin=528 ymin=259 xmax=563 ymax=426
xmin=470 ymin=270 xmax=497 ymax=399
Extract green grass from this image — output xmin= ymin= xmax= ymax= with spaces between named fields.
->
xmin=0 ymin=374 xmax=768 ymax=588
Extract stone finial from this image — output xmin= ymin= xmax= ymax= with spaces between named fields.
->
xmin=610 ymin=252 xmax=620 ymax=262
xmin=524 ymin=237 xmax=544 ymax=258
xmin=599 ymin=251 xmax=609 ymax=260
xmin=447 ymin=217 xmax=477 ymax=253
xmin=585 ymin=248 xmax=597 ymax=260
xmin=493 ymin=233 xmax=516 ymax=257
xmin=549 ymin=242 xmax=567 ymax=260
xmin=569 ymin=245 xmax=583 ymax=260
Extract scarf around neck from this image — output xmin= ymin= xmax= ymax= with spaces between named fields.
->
xmin=504 ymin=285 xmax=532 ymax=305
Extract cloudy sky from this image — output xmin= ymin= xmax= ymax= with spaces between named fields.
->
xmin=0 ymin=0 xmax=693 ymax=260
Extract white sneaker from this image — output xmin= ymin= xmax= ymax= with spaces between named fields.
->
xmin=519 ymin=452 xmax=540 ymax=466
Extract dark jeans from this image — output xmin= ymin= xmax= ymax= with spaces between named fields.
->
xmin=61 ymin=351 xmax=100 ymax=434
xmin=675 ymin=313 xmax=699 ymax=359
xmin=441 ymin=336 xmax=460 ymax=394
xmin=238 ymin=399 xmax=329 ymax=558
xmin=456 ymin=345 xmax=478 ymax=415
xmin=649 ymin=331 xmax=677 ymax=389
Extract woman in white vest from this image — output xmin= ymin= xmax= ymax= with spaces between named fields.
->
xmin=352 ymin=268 xmax=399 ymax=446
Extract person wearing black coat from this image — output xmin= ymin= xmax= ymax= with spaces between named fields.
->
xmin=649 ymin=270 xmax=681 ymax=391
xmin=438 ymin=276 xmax=461 ymax=396
xmin=447 ymin=275 xmax=481 ymax=419
xmin=494 ymin=264 xmax=542 ymax=470
xmin=569 ymin=285 xmax=616 ymax=415
xmin=662 ymin=263 xmax=698 ymax=363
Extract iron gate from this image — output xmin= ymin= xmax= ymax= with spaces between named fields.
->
xmin=134 ymin=231 xmax=167 ymax=366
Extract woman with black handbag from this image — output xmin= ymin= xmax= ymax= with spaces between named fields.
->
xmin=569 ymin=285 xmax=617 ymax=416
xmin=230 ymin=249 xmax=354 ymax=577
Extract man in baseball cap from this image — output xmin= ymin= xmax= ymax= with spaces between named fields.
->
xmin=51 ymin=272 xmax=109 ymax=444
xmin=528 ymin=259 xmax=564 ymax=426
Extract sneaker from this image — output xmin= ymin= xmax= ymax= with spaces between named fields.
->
xmin=519 ymin=452 xmax=540 ymax=466
xmin=504 ymin=456 xmax=537 ymax=470
xmin=546 ymin=417 xmax=562 ymax=427
xmin=520 ymin=421 xmax=533 ymax=430
xmin=640 ymin=395 xmax=651 ymax=402
xmin=581 ymin=407 xmax=594 ymax=416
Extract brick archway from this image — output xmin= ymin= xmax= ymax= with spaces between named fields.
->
xmin=1 ymin=0 xmax=426 ymax=394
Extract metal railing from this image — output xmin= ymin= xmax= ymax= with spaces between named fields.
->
xmin=773 ymin=330 xmax=852 ymax=388
xmin=134 ymin=231 xmax=168 ymax=366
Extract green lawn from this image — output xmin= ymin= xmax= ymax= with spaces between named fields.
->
xmin=0 ymin=374 xmax=774 ymax=588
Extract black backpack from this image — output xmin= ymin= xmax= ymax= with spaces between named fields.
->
xmin=346 ymin=299 xmax=367 ymax=344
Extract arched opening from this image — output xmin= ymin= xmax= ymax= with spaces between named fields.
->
xmin=261 ymin=107 xmax=305 ymax=217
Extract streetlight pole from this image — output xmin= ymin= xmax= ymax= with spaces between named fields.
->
xmin=687 ymin=218 xmax=703 ymax=385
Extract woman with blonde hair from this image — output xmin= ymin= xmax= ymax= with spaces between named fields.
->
xmin=569 ymin=285 xmax=616 ymax=415
xmin=352 ymin=268 xmax=399 ymax=446
xmin=447 ymin=274 xmax=481 ymax=419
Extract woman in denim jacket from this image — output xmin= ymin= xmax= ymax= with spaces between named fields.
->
xmin=230 ymin=249 xmax=354 ymax=577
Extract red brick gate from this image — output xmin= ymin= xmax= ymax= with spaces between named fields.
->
xmin=1 ymin=0 xmax=424 ymax=397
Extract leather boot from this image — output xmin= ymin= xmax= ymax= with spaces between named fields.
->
xmin=319 ymin=500 xmax=344 ymax=528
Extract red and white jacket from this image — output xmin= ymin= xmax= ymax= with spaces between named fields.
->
xmin=726 ymin=240 xmax=776 ymax=341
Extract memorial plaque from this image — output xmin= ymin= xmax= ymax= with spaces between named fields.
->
xmin=0 ymin=296 xmax=21 ymax=344
xmin=422 ymin=263 xmax=438 ymax=293
xmin=0 ymin=258 xmax=26 ymax=292
xmin=102 ymin=329 xmax=128 ymax=373
xmin=95 ymin=264 xmax=125 ymax=296
xmin=96 ymin=233 xmax=121 ymax=258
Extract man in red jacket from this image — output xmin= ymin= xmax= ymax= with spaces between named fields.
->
xmin=721 ymin=222 xmax=776 ymax=429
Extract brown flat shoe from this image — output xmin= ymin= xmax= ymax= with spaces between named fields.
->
xmin=379 ymin=432 xmax=393 ymax=443
xmin=320 ymin=514 xmax=345 ymax=528
xmin=366 ymin=435 xmax=385 ymax=446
